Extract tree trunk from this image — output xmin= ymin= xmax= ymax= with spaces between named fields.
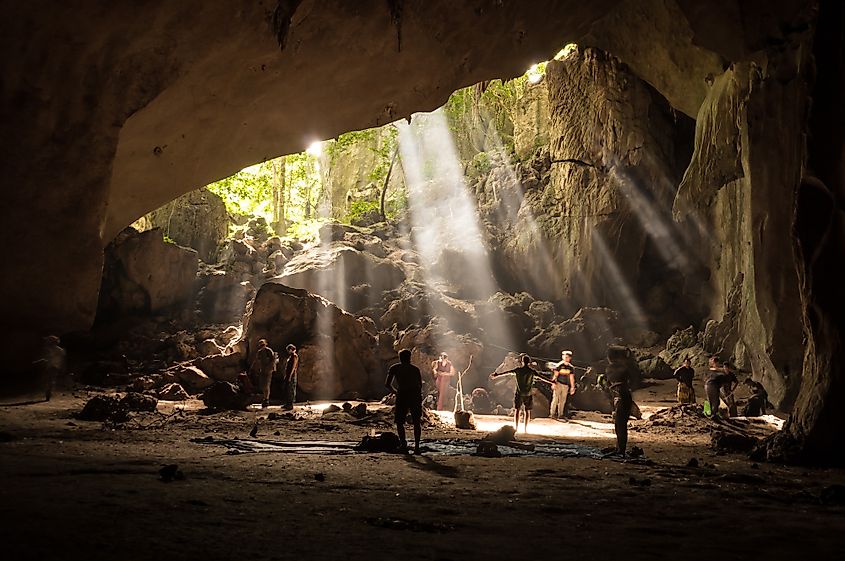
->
xmin=379 ymin=146 xmax=399 ymax=221
xmin=271 ymin=157 xmax=286 ymax=235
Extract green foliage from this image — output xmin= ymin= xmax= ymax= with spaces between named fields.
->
xmin=468 ymin=151 xmax=492 ymax=178
xmin=345 ymin=200 xmax=381 ymax=224
xmin=207 ymin=162 xmax=274 ymax=220
xmin=286 ymin=217 xmax=329 ymax=242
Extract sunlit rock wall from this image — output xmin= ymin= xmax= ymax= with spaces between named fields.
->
xmin=145 ymin=188 xmax=229 ymax=263
xmin=483 ymin=47 xmax=698 ymax=335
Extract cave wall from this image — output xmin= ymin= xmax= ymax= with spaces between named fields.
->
xmin=480 ymin=47 xmax=698 ymax=334
xmin=673 ymin=44 xmax=809 ymax=408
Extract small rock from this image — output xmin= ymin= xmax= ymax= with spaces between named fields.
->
xmin=267 ymin=412 xmax=280 ymax=421
xmin=686 ymin=457 xmax=700 ymax=468
xmin=249 ymin=423 xmax=259 ymax=438
xmin=120 ymin=392 xmax=158 ymax=412
xmin=454 ymin=410 xmax=477 ymax=430
xmin=158 ymin=383 xmax=190 ymax=401
xmin=314 ymin=473 xmax=326 ymax=482
xmin=322 ymin=404 xmax=342 ymax=415
xmin=350 ymin=403 xmax=368 ymax=418
xmin=476 ymin=441 xmax=501 ymax=458
xmin=628 ymin=446 xmax=644 ymax=458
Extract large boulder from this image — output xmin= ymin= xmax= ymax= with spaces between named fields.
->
xmin=197 ymin=272 xmax=255 ymax=323
xmin=97 ymin=228 xmax=198 ymax=320
xmin=241 ymin=282 xmax=384 ymax=399
xmin=278 ymin=243 xmax=405 ymax=313
xmin=529 ymin=307 xmax=621 ymax=362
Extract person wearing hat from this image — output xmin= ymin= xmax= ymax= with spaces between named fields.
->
xmin=673 ymin=356 xmax=696 ymax=404
xmin=550 ymin=350 xmax=576 ymax=420
xmin=431 ymin=352 xmax=455 ymax=411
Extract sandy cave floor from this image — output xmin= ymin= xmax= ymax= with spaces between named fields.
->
xmin=1 ymin=379 xmax=844 ymax=561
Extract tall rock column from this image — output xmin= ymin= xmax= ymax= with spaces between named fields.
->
xmin=490 ymin=47 xmax=697 ymax=332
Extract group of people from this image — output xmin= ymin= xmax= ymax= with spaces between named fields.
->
xmin=387 ymin=346 xmax=635 ymax=457
xmin=672 ymin=354 xmax=743 ymax=420
xmin=242 ymin=340 xmax=299 ymax=409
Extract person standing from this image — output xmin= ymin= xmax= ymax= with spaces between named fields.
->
xmin=605 ymin=346 xmax=634 ymax=456
xmin=385 ymin=349 xmax=423 ymax=454
xmin=704 ymin=355 xmax=725 ymax=419
xmin=250 ymin=339 xmax=278 ymax=408
xmin=673 ymin=356 xmax=696 ymax=404
xmin=431 ymin=352 xmax=454 ymax=411
xmin=34 ymin=335 xmax=66 ymax=401
xmin=721 ymin=361 xmax=739 ymax=417
xmin=281 ymin=344 xmax=299 ymax=411
xmin=490 ymin=354 xmax=548 ymax=433
xmin=550 ymin=350 xmax=576 ymax=420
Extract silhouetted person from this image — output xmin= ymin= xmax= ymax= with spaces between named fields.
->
xmin=490 ymin=354 xmax=549 ymax=433
xmin=431 ymin=352 xmax=454 ymax=411
xmin=705 ymin=355 xmax=726 ymax=419
xmin=721 ymin=361 xmax=739 ymax=417
xmin=673 ymin=356 xmax=696 ymax=404
xmin=33 ymin=335 xmax=65 ymax=401
xmin=282 ymin=344 xmax=299 ymax=410
xmin=550 ymin=350 xmax=576 ymax=420
xmin=385 ymin=349 xmax=423 ymax=454
xmin=741 ymin=378 xmax=769 ymax=417
xmin=250 ymin=339 xmax=278 ymax=408
xmin=606 ymin=346 xmax=634 ymax=456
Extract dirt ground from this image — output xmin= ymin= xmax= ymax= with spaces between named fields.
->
xmin=2 ymin=379 xmax=844 ymax=561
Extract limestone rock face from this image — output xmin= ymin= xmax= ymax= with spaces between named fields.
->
xmin=484 ymin=47 xmax=700 ymax=335
xmin=674 ymin=54 xmax=807 ymax=409
xmin=279 ymin=242 xmax=406 ymax=313
xmin=97 ymin=228 xmax=198 ymax=320
xmin=146 ymin=188 xmax=229 ymax=263
xmin=241 ymin=282 xmax=383 ymax=399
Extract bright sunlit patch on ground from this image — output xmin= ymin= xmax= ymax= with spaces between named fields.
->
xmin=432 ymin=410 xmax=614 ymax=440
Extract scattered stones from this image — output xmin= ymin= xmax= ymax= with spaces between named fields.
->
xmin=120 ymin=392 xmax=158 ymax=412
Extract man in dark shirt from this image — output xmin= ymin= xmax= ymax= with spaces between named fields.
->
xmin=281 ymin=344 xmax=299 ymax=411
xmin=490 ymin=354 xmax=549 ymax=433
xmin=250 ymin=339 xmax=278 ymax=408
xmin=385 ymin=349 xmax=423 ymax=454
xmin=605 ymin=346 xmax=634 ymax=456
xmin=673 ymin=356 xmax=696 ymax=404
xmin=705 ymin=355 xmax=726 ymax=419
xmin=721 ymin=361 xmax=739 ymax=417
